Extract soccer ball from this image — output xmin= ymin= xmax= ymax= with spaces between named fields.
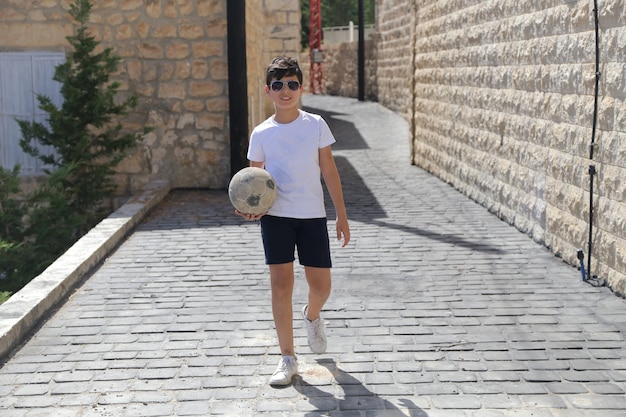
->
xmin=228 ymin=167 xmax=278 ymax=215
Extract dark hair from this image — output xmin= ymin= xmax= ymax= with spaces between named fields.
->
xmin=266 ymin=56 xmax=303 ymax=86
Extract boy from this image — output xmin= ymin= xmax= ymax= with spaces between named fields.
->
xmin=236 ymin=56 xmax=350 ymax=386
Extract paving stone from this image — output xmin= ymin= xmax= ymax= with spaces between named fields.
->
xmin=479 ymin=394 xmax=524 ymax=408
xmin=414 ymin=383 xmax=460 ymax=395
xmin=526 ymin=360 xmax=571 ymax=371
xmin=175 ymin=389 xmax=212 ymax=402
xmin=585 ymin=382 xmax=625 ymax=395
xmin=13 ymin=384 xmax=50 ymax=396
xmin=123 ymin=403 xmax=176 ymax=416
xmin=551 ymin=411 xmax=626 ymax=417
xmin=176 ymin=400 xmax=211 ymax=416
xmin=545 ymin=382 xmax=589 ymax=394
xmin=521 ymin=394 xmax=568 ymax=408
xmin=521 ymin=370 xmax=562 ymax=382
xmin=1 ymin=95 xmax=625 ymax=416
xmin=485 ymin=361 xmax=529 ymax=371
xmin=567 ymin=394 xmax=626 ymax=409
xmin=560 ymin=370 xmax=611 ymax=382
xmin=469 ymin=411 xmax=507 ymax=417
xmin=481 ymin=371 xmax=522 ymax=382
xmin=97 ymin=391 xmax=133 ymax=405
xmin=501 ymin=382 xmax=549 ymax=395
xmin=431 ymin=394 xmax=482 ymax=409
xmin=436 ymin=371 xmax=479 ymax=382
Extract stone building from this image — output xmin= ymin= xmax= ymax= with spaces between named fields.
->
xmin=0 ymin=0 xmax=301 ymax=196
xmin=370 ymin=1 xmax=626 ymax=296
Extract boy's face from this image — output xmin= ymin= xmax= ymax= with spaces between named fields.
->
xmin=266 ymin=74 xmax=302 ymax=110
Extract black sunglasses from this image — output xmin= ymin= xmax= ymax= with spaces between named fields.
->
xmin=270 ymin=80 xmax=301 ymax=92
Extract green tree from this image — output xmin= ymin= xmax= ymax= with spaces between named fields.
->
xmin=17 ymin=0 xmax=148 ymax=231
xmin=1 ymin=0 xmax=148 ymax=297
xmin=301 ymin=0 xmax=376 ymax=50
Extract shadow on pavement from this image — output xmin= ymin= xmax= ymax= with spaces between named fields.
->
xmin=328 ymin=156 xmax=505 ymax=255
xmin=294 ymin=359 xmax=427 ymax=417
xmin=307 ymin=102 xmax=504 ymax=255
xmin=302 ymin=105 xmax=369 ymax=151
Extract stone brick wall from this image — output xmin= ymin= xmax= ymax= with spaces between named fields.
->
xmin=375 ymin=0 xmax=414 ymax=120
xmin=1 ymin=0 xmax=301 ymax=195
xmin=316 ymin=40 xmax=377 ymax=100
xmin=247 ymin=0 xmax=301 ymax=124
xmin=1 ymin=0 xmax=230 ymax=193
xmin=245 ymin=1 xmax=268 ymax=131
xmin=372 ymin=1 xmax=626 ymax=295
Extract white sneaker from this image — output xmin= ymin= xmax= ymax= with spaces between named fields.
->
xmin=302 ymin=305 xmax=327 ymax=354
xmin=269 ymin=356 xmax=298 ymax=386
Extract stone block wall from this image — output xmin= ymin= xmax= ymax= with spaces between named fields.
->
xmin=1 ymin=0 xmax=230 ymax=192
xmin=247 ymin=0 xmax=301 ymax=125
xmin=373 ymin=0 xmax=626 ymax=295
xmin=375 ymin=0 xmax=414 ymax=120
xmin=318 ymin=39 xmax=377 ymax=100
xmin=245 ymin=1 xmax=268 ymax=131
xmin=1 ymin=0 xmax=301 ymax=196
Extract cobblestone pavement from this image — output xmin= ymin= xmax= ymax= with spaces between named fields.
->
xmin=1 ymin=95 xmax=625 ymax=416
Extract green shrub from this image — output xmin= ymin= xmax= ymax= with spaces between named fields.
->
xmin=0 ymin=166 xmax=26 ymax=290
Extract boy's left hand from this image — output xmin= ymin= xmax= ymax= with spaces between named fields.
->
xmin=336 ymin=217 xmax=350 ymax=247
xmin=235 ymin=210 xmax=266 ymax=221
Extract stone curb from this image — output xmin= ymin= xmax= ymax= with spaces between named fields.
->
xmin=0 ymin=180 xmax=171 ymax=360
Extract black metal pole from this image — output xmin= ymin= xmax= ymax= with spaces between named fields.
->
xmin=357 ymin=0 xmax=365 ymax=101
xmin=590 ymin=0 xmax=600 ymax=162
xmin=587 ymin=0 xmax=601 ymax=278
xmin=587 ymin=165 xmax=596 ymax=277
xmin=227 ymin=0 xmax=249 ymax=176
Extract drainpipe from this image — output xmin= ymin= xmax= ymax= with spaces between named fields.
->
xmin=227 ymin=0 xmax=249 ymax=176
xmin=358 ymin=0 xmax=365 ymax=101
xmin=585 ymin=0 xmax=600 ymax=281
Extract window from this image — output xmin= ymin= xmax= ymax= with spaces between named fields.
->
xmin=0 ymin=52 xmax=65 ymax=175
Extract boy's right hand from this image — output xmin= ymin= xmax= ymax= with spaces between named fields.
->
xmin=235 ymin=210 xmax=266 ymax=221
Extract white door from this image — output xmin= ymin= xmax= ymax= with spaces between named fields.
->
xmin=0 ymin=52 xmax=64 ymax=174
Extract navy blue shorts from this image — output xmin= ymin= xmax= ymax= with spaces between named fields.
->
xmin=260 ymin=215 xmax=332 ymax=268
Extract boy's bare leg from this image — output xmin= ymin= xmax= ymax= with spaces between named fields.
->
xmin=303 ymin=266 xmax=331 ymax=320
xmin=270 ymin=263 xmax=296 ymax=356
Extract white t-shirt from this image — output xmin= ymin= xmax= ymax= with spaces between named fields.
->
xmin=247 ymin=110 xmax=336 ymax=219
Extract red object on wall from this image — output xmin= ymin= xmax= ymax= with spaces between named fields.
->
xmin=309 ymin=0 xmax=323 ymax=94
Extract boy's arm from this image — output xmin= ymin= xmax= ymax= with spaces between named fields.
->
xmin=319 ymin=146 xmax=350 ymax=247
